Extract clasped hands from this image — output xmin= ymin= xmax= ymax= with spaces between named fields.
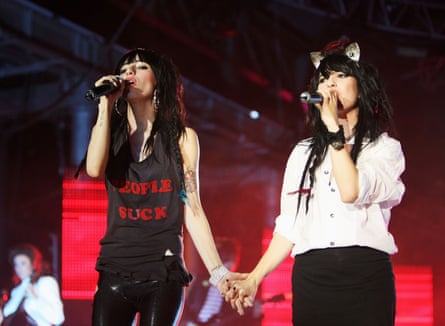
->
xmin=216 ymin=271 xmax=258 ymax=315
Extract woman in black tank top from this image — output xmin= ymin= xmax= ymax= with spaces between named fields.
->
xmin=77 ymin=48 xmax=243 ymax=326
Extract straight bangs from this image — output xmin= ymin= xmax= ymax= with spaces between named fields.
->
xmin=316 ymin=54 xmax=358 ymax=83
xmin=114 ymin=48 xmax=161 ymax=81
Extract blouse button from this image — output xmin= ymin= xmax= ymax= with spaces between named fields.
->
xmin=330 ymin=241 xmax=335 ymax=246
xmin=329 ymin=213 xmax=335 ymax=218
xmin=324 ymin=170 xmax=329 ymax=175
xmin=330 ymin=188 xmax=335 ymax=192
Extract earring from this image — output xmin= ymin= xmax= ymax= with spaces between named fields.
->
xmin=114 ymin=97 xmax=126 ymax=117
xmin=114 ymin=98 xmax=124 ymax=116
xmin=153 ymin=89 xmax=160 ymax=112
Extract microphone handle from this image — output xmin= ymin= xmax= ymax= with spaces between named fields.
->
xmin=300 ymin=91 xmax=323 ymax=104
xmin=85 ymin=84 xmax=118 ymax=102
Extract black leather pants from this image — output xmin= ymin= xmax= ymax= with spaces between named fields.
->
xmin=92 ymin=271 xmax=184 ymax=326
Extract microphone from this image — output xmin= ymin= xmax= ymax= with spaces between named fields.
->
xmin=299 ymin=91 xmax=322 ymax=104
xmin=85 ymin=76 xmax=133 ymax=102
xmin=85 ymin=83 xmax=118 ymax=101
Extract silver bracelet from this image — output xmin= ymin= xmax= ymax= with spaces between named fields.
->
xmin=209 ymin=265 xmax=229 ymax=287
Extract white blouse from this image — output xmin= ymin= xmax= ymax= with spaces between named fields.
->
xmin=3 ymin=276 xmax=65 ymax=326
xmin=274 ymin=132 xmax=406 ymax=257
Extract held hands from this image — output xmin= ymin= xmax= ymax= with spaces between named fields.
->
xmin=211 ymin=267 xmax=257 ymax=315
xmin=216 ymin=271 xmax=248 ymax=296
xmin=224 ymin=275 xmax=259 ymax=316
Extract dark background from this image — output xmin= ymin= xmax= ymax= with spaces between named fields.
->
xmin=1 ymin=0 xmax=444 ymax=325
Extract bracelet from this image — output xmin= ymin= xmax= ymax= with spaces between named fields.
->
xmin=326 ymin=125 xmax=345 ymax=150
xmin=209 ymin=265 xmax=229 ymax=287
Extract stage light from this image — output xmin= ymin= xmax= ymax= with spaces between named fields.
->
xmin=249 ymin=110 xmax=260 ymax=120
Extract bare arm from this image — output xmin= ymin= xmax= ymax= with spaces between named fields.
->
xmin=180 ymin=128 xmax=236 ymax=289
xmin=226 ymin=233 xmax=293 ymax=314
xmin=85 ymin=99 xmax=113 ymax=178
xmin=85 ymin=76 xmax=124 ymax=178
xmin=329 ymin=134 xmax=359 ymax=203
xmin=318 ymin=90 xmax=359 ymax=203
xmin=246 ymin=233 xmax=293 ymax=286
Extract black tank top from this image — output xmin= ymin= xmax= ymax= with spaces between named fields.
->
xmin=96 ymin=133 xmax=185 ymax=276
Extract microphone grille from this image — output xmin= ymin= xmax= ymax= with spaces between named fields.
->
xmin=299 ymin=91 xmax=311 ymax=103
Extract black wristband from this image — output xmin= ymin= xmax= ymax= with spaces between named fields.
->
xmin=327 ymin=125 xmax=345 ymax=150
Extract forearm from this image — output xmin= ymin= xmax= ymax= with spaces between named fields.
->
xmin=324 ymin=118 xmax=359 ymax=203
xmin=2 ymin=279 xmax=30 ymax=317
xmin=184 ymin=205 xmax=223 ymax=275
xmin=248 ymin=233 xmax=293 ymax=284
xmin=86 ymin=100 xmax=113 ymax=178
xmin=330 ymin=147 xmax=359 ymax=202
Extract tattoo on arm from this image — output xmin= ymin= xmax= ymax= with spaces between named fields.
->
xmin=184 ymin=169 xmax=197 ymax=194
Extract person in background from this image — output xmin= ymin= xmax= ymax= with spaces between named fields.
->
xmin=181 ymin=237 xmax=263 ymax=326
xmin=76 ymin=48 xmax=241 ymax=326
xmin=0 ymin=243 xmax=65 ymax=326
xmin=225 ymin=37 xmax=406 ymax=326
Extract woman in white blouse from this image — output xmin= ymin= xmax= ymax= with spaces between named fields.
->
xmin=0 ymin=244 xmax=65 ymax=326
xmin=226 ymin=37 xmax=406 ymax=326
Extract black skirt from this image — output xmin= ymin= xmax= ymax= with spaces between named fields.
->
xmin=292 ymin=246 xmax=395 ymax=326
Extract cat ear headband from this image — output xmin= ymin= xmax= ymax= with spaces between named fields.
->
xmin=310 ymin=41 xmax=360 ymax=68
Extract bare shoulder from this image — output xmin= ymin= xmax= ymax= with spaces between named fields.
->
xmin=180 ymin=127 xmax=199 ymax=145
xmin=185 ymin=127 xmax=198 ymax=139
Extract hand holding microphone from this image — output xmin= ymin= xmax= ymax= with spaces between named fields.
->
xmin=85 ymin=75 xmax=133 ymax=101
xmin=301 ymin=89 xmax=343 ymax=133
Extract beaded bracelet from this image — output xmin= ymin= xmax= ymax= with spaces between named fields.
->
xmin=209 ymin=265 xmax=229 ymax=287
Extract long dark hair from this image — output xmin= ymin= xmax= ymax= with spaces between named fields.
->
xmin=111 ymin=49 xmax=187 ymax=193
xmin=8 ymin=244 xmax=48 ymax=285
xmin=297 ymin=53 xmax=395 ymax=213
xmin=76 ymin=49 xmax=187 ymax=195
